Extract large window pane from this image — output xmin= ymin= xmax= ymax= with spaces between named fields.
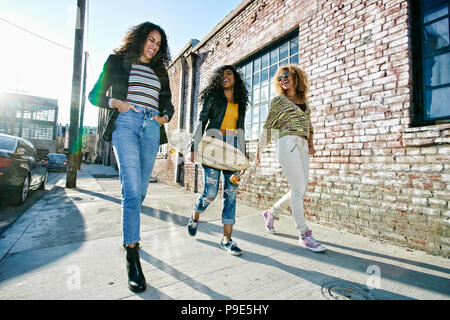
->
xmin=424 ymin=18 xmax=449 ymax=52
xmin=261 ymin=69 xmax=269 ymax=86
xmin=290 ymin=38 xmax=299 ymax=55
xmin=270 ymin=48 xmax=278 ymax=65
xmin=425 ymin=86 xmax=450 ymax=119
xmin=245 ymin=63 xmax=252 ymax=77
xmin=252 ymin=106 xmax=259 ymax=123
xmin=253 ymin=88 xmax=260 ymax=104
xmin=254 ymin=57 xmax=261 ymax=73
xmin=238 ymin=67 xmax=245 ymax=78
xmin=424 ymin=0 xmax=448 ymax=22
xmin=270 ymin=88 xmax=276 ymax=99
xmin=261 ymin=53 xmax=269 ymax=69
xmin=270 ymin=65 xmax=278 ymax=80
xmin=425 ymin=53 xmax=450 ymax=86
xmin=245 ymin=77 xmax=252 ymax=90
xmin=253 ymin=72 xmax=260 ymax=88
xmin=280 ymin=43 xmax=289 ymax=60
xmin=260 ymin=103 xmax=268 ymax=121
xmin=260 ymin=85 xmax=269 ymax=102
xmin=290 ymin=55 xmax=299 ymax=64
xmin=245 ymin=113 xmax=251 ymax=124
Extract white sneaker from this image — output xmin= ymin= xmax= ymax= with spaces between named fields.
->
xmin=299 ymin=230 xmax=326 ymax=252
xmin=261 ymin=209 xmax=275 ymax=234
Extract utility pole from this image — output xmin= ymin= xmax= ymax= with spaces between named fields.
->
xmin=77 ymin=51 xmax=89 ymax=170
xmin=66 ymin=0 xmax=86 ymax=188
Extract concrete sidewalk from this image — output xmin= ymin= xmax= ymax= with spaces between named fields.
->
xmin=0 ymin=164 xmax=449 ymax=300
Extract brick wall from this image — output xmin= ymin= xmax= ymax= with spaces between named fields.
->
xmin=153 ymin=58 xmax=183 ymax=185
xmin=153 ymin=0 xmax=450 ymax=257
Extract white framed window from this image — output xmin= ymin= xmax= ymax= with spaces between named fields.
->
xmin=237 ymin=32 xmax=299 ymax=140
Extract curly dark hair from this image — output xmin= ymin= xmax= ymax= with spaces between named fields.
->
xmin=113 ymin=22 xmax=171 ymax=74
xmin=199 ymin=65 xmax=249 ymax=114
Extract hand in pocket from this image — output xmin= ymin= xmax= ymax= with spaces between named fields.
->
xmin=113 ymin=99 xmax=138 ymax=113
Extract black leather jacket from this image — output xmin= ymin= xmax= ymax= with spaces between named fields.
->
xmin=191 ymin=94 xmax=246 ymax=154
xmin=88 ymin=54 xmax=174 ymax=144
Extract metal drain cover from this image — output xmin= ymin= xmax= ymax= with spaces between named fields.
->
xmin=321 ymin=281 xmax=375 ymax=300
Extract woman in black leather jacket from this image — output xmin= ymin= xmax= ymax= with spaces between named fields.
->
xmin=89 ymin=22 xmax=174 ymax=293
xmin=187 ymin=65 xmax=248 ymax=256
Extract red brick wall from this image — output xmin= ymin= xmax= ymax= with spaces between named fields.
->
xmin=154 ymin=0 xmax=450 ymax=257
xmin=153 ymin=59 xmax=183 ymax=185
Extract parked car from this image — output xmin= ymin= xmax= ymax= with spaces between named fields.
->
xmin=47 ymin=153 xmax=68 ymax=172
xmin=0 ymin=133 xmax=48 ymax=205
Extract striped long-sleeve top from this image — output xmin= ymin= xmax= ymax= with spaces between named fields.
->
xmin=258 ymin=95 xmax=314 ymax=150
xmin=124 ymin=62 xmax=161 ymax=111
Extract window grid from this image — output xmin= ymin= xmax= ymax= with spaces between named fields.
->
xmin=20 ymin=123 xmax=54 ymax=141
xmin=239 ymin=36 xmax=299 ymax=140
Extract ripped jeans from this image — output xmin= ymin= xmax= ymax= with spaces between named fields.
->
xmin=194 ymin=135 xmax=239 ymax=225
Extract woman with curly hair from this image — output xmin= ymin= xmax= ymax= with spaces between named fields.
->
xmin=255 ymin=64 xmax=325 ymax=252
xmin=89 ymin=22 xmax=174 ymax=293
xmin=187 ymin=65 xmax=248 ymax=256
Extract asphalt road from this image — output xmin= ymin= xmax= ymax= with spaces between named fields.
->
xmin=0 ymin=172 xmax=64 ymax=237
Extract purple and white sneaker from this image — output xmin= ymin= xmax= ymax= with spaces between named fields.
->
xmin=261 ymin=209 xmax=275 ymax=234
xmin=299 ymin=230 xmax=326 ymax=252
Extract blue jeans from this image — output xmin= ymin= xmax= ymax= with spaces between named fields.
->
xmin=112 ymin=105 xmax=160 ymax=245
xmin=194 ymin=135 xmax=239 ymax=225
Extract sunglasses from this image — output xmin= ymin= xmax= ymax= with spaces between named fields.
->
xmin=277 ymin=72 xmax=290 ymax=81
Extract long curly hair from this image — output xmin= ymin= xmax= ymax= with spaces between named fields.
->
xmin=273 ymin=64 xmax=309 ymax=102
xmin=113 ymin=22 xmax=171 ymax=75
xmin=199 ymin=65 xmax=248 ymax=114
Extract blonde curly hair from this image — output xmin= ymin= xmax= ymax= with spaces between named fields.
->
xmin=273 ymin=64 xmax=309 ymax=102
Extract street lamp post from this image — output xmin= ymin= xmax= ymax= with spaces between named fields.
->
xmin=66 ymin=0 xmax=86 ymax=188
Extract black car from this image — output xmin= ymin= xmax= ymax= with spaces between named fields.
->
xmin=47 ymin=153 xmax=68 ymax=172
xmin=0 ymin=133 xmax=48 ymax=205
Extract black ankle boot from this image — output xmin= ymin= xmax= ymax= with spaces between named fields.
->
xmin=124 ymin=243 xmax=146 ymax=293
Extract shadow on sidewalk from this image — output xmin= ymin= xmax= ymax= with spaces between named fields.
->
xmin=0 ymin=188 xmax=85 ymax=283
xmin=75 ymin=188 xmax=121 ymax=205
xmin=197 ymin=238 xmax=414 ymax=300
xmin=138 ymin=250 xmax=232 ymax=300
xmin=236 ymin=228 xmax=450 ymax=297
xmin=274 ymin=234 xmax=450 ymax=275
xmin=64 ymin=187 xmax=450 ymax=298
xmin=319 ymin=240 xmax=450 ymax=275
xmin=184 ymin=220 xmax=450 ymax=298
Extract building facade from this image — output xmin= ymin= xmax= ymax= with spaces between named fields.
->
xmin=152 ymin=0 xmax=450 ymax=257
xmin=0 ymin=92 xmax=59 ymax=154
xmin=81 ymin=126 xmax=97 ymax=164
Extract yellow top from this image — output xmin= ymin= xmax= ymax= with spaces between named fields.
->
xmin=220 ymin=102 xmax=239 ymax=131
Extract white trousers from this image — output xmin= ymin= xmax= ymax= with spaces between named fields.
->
xmin=274 ymin=135 xmax=310 ymax=234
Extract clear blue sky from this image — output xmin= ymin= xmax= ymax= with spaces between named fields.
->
xmin=0 ymin=0 xmax=242 ymax=126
